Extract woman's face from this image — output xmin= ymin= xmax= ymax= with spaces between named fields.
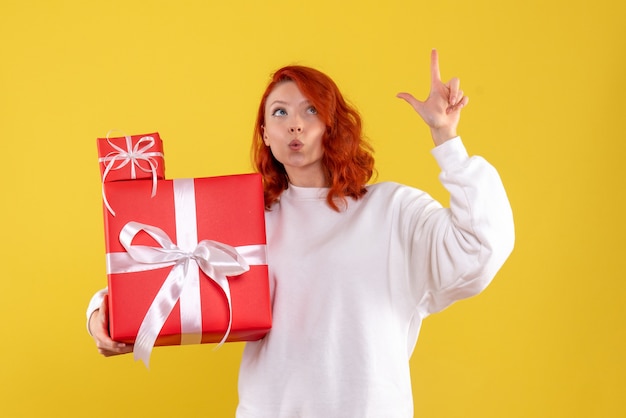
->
xmin=263 ymin=81 xmax=326 ymax=187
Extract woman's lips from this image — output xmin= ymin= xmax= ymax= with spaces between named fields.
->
xmin=289 ymin=140 xmax=303 ymax=151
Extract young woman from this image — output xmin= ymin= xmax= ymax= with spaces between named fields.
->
xmin=88 ymin=50 xmax=515 ymax=417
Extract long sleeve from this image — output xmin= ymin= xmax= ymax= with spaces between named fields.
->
xmin=404 ymin=136 xmax=515 ymax=315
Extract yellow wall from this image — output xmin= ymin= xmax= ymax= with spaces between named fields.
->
xmin=1 ymin=0 xmax=624 ymax=416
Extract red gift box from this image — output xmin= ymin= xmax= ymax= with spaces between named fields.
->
xmin=102 ymin=173 xmax=271 ymax=366
xmin=98 ymin=132 xmax=165 ymax=217
xmin=97 ymin=132 xmax=165 ymax=183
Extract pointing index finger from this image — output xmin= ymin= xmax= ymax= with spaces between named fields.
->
xmin=431 ymin=49 xmax=441 ymax=83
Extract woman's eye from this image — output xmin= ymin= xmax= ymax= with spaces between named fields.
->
xmin=272 ymin=108 xmax=287 ymax=116
xmin=307 ymin=106 xmax=318 ymax=115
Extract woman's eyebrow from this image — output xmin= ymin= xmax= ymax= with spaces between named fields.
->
xmin=268 ymin=99 xmax=311 ymax=107
xmin=268 ymin=100 xmax=288 ymax=107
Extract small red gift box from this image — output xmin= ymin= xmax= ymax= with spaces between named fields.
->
xmin=97 ymin=132 xmax=165 ymax=183
xmin=102 ymin=173 xmax=271 ymax=366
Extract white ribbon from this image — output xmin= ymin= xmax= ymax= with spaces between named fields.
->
xmin=99 ymin=133 xmax=164 ymax=216
xmin=105 ymin=178 xmax=267 ymax=367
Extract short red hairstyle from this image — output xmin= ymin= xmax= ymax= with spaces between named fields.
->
xmin=252 ymin=65 xmax=375 ymax=211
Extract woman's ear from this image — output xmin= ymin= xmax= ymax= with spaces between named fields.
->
xmin=262 ymin=125 xmax=269 ymax=146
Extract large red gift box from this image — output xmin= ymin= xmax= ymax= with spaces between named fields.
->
xmin=102 ymin=173 xmax=272 ymax=366
xmin=97 ymin=132 xmax=165 ymax=183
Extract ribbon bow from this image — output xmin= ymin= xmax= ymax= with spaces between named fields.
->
xmin=113 ymin=221 xmax=253 ymax=367
xmin=99 ymin=134 xmax=163 ymax=216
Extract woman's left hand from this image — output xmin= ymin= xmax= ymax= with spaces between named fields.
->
xmin=397 ymin=49 xmax=469 ymax=146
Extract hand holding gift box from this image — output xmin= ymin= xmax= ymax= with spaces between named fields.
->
xmin=97 ymin=132 xmax=272 ymax=367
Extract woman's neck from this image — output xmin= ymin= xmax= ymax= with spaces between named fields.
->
xmin=286 ymin=167 xmax=327 ymax=188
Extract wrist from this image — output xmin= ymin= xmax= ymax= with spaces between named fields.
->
xmin=430 ymin=127 xmax=457 ymax=146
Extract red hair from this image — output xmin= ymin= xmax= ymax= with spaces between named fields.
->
xmin=252 ymin=65 xmax=375 ymax=211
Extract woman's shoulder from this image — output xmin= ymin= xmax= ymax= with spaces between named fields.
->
xmin=366 ymin=181 xmax=422 ymax=195
xmin=364 ymin=181 xmax=431 ymax=203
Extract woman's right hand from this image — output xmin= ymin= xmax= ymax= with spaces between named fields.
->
xmin=88 ymin=294 xmax=134 ymax=356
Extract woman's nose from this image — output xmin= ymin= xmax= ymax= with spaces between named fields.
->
xmin=289 ymin=126 xmax=303 ymax=133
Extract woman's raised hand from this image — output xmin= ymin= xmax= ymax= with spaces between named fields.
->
xmin=397 ymin=49 xmax=469 ymax=145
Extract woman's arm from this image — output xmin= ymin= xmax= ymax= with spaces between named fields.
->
xmin=396 ymin=50 xmax=514 ymax=313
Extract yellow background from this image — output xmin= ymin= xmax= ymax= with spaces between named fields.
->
xmin=1 ymin=0 xmax=624 ymax=416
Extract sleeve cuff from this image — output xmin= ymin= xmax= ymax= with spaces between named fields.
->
xmin=86 ymin=288 xmax=108 ymax=335
xmin=430 ymin=136 xmax=469 ymax=171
